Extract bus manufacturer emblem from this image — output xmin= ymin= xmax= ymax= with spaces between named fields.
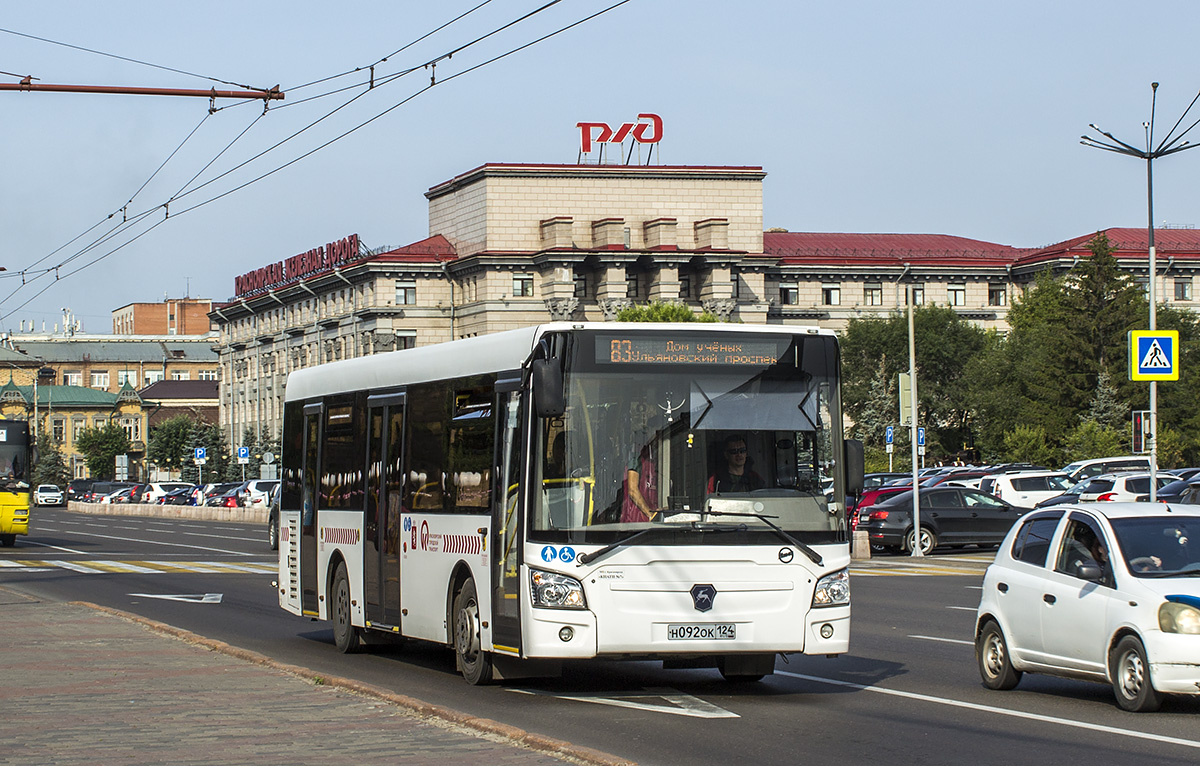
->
xmin=778 ymin=548 xmax=794 ymax=563
xmin=690 ymin=584 xmax=717 ymax=613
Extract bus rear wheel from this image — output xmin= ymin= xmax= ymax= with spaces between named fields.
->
xmin=331 ymin=562 xmax=361 ymax=653
xmin=453 ymin=578 xmax=493 ymax=685
xmin=0 ymin=534 xmax=15 ymax=547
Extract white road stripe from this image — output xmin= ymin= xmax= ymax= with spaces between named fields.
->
xmin=910 ymin=635 xmax=974 ymax=646
xmin=946 ymin=606 xmax=976 ymax=611
xmin=41 ymin=529 xmax=253 ymax=555
xmin=777 ymin=671 xmax=1200 ymax=750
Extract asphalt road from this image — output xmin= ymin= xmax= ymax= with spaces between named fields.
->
xmin=4 ymin=508 xmax=1199 ymax=765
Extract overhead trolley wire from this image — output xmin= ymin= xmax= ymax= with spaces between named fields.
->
xmin=0 ymin=0 xmax=634 ymax=320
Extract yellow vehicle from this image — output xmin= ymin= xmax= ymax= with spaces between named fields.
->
xmin=0 ymin=420 xmax=32 ymax=547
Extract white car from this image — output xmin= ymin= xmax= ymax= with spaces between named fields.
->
xmin=975 ymin=503 xmax=1200 ymax=711
xmin=241 ymin=479 xmax=279 ymax=508
xmin=141 ymin=482 xmax=194 ymax=504
xmin=979 ymin=471 xmax=1073 ymax=508
xmin=34 ymin=484 xmax=63 ymax=505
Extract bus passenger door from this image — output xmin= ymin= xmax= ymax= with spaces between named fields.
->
xmin=491 ymin=387 xmax=523 ymax=653
xmin=300 ymin=404 xmax=322 ymax=615
xmin=366 ymin=395 xmax=405 ymax=629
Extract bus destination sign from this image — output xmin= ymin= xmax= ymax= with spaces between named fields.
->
xmin=600 ymin=336 xmax=786 ymax=366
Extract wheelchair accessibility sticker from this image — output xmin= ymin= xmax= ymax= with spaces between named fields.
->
xmin=540 ymin=545 xmax=577 ymax=563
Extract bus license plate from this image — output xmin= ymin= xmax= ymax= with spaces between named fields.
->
xmin=667 ymin=623 xmax=736 ymax=640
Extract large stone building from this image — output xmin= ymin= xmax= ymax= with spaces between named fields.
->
xmin=211 ymin=161 xmax=1200 ymax=442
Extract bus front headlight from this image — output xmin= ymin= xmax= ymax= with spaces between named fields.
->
xmin=812 ymin=569 xmax=850 ymax=608
xmin=530 ymin=569 xmax=587 ymax=609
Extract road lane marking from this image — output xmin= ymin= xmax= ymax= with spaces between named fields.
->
xmin=946 ymin=606 xmax=976 ymax=611
xmin=34 ymin=529 xmax=254 ymax=555
xmin=128 ymin=592 xmax=223 ymax=603
xmin=510 ymin=687 xmax=738 ymax=719
xmin=910 ymin=635 xmax=973 ymax=646
xmin=0 ymin=559 xmax=276 ymax=575
xmin=777 ymin=670 xmax=1200 ymax=750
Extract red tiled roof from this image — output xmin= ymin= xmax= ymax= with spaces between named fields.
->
xmin=764 ymin=232 xmax=1025 ymax=267
xmin=1014 ymin=227 xmax=1200 ymax=268
xmin=373 ymin=234 xmax=457 ymax=261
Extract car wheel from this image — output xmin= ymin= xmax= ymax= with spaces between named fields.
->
xmin=905 ymin=526 xmax=937 ymax=555
xmin=268 ymin=515 xmax=279 ymax=551
xmin=453 ymin=578 xmax=493 ymax=685
xmin=1110 ymin=635 xmax=1162 ymax=712
xmin=977 ymin=620 xmax=1022 ymax=690
xmin=331 ymin=562 xmax=361 ymax=654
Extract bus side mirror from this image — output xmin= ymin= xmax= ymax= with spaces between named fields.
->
xmin=531 ymin=358 xmax=565 ymax=418
xmin=844 ymin=439 xmax=864 ymax=496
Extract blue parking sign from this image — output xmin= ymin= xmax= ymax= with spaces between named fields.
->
xmin=917 ymin=427 xmax=925 ymax=447
xmin=885 ymin=426 xmax=894 ymax=444
xmin=194 ymin=447 xmax=206 ymax=460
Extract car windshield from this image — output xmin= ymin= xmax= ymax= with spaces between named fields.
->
xmin=1109 ymin=517 xmax=1200 ymax=576
xmin=526 ymin=331 xmax=846 ymax=546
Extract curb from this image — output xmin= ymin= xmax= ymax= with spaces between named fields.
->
xmin=63 ymin=500 xmax=268 ymax=524
xmin=73 ymin=600 xmax=635 ymax=766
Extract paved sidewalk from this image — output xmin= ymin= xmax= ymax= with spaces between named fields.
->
xmin=0 ymin=588 xmax=630 ymax=766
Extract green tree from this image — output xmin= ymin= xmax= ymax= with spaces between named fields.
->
xmin=1001 ymin=424 xmax=1059 ymax=467
xmin=841 ymin=304 xmax=987 ymax=459
xmin=616 ymin=301 xmax=720 ymax=322
xmin=146 ymin=414 xmax=197 ymax=479
xmin=1082 ymin=370 xmax=1127 ymax=430
xmin=32 ymin=431 xmax=70 ymax=487
xmin=180 ymin=422 xmax=230 ymax=486
xmin=74 ymin=423 xmax=132 ymax=480
xmin=1061 ymin=420 xmax=1124 ymax=462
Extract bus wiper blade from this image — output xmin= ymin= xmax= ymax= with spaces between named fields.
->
xmin=577 ymin=529 xmax=653 ymax=566
xmin=702 ymin=511 xmax=823 ymax=566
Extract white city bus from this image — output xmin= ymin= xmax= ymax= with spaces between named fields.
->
xmin=277 ymin=322 xmax=863 ymax=683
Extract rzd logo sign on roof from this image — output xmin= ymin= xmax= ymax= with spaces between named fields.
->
xmin=577 ymin=113 xmax=662 ymax=154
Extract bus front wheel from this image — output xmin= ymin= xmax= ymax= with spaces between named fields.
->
xmin=453 ymin=578 xmax=493 ymax=685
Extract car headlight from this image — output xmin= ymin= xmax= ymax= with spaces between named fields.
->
xmin=1159 ymin=601 xmax=1200 ymax=634
xmin=812 ymin=568 xmax=850 ymax=608
xmin=530 ymin=569 xmax=587 ymax=609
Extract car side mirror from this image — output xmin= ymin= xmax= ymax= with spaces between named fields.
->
xmin=531 ymin=357 xmax=565 ymax=418
xmin=1076 ymin=562 xmax=1104 ymax=582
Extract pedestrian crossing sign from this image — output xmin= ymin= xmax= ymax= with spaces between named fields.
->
xmin=1129 ymin=330 xmax=1179 ymax=381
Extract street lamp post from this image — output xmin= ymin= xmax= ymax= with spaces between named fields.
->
xmin=1082 ymin=82 xmax=1200 ymax=500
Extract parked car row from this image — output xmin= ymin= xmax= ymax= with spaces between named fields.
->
xmin=57 ymin=478 xmax=278 ymax=508
xmin=854 ymin=456 xmax=1200 ymax=554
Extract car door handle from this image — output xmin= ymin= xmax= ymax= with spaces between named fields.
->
xmin=1043 ymin=594 xmax=1056 ymax=605
xmin=997 ymin=582 xmax=1008 ymax=593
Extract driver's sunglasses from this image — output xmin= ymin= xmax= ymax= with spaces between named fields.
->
xmin=726 ymin=447 xmax=747 ymax=455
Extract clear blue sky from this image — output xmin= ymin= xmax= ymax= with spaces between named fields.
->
xmin=3 ymin=1 xmax=1199 ymax=331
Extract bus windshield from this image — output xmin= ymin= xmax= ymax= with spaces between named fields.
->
xmin=530 ymin=331 xmax=844 ymax=545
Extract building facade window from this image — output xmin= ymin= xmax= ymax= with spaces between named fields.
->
xmin=732 ymin=273 xmax=741 ymax=300
xmin=52 ymin=418 xmax=65 ymax=442
xmin=512 ymin=274 xmax=534 ymax=297
xmin=988 ymin=284 xmax=1007 ymax=306
xmin=679 ymin=274 xmax=692 ymax=300
xmin=396 ymin=333 xmax=417 ymax=351
xmin=145 ymin=370 xmax=164 ymax=385
xmin=395 ymin=280 xmax=417 ymax=305
xmin=948 ymin=284 xmax=966 ymax=306
xmin=780 ymin=284 xmax=799 ymax=305
xmin=864 ymin=283 xmax=883 ymax=306
xmin=64 ymin=371 xmax=82 ymax=387
xmin=626 ymin=270 xmax=640 ymax=298
xmin=573 ymin=272 xmax=587 ymax=298
xmin=1175 ymin=278 xmax=1192 ymax=301
xmin=821 ymin=284 xmax=840 ymax=306
xmin=90 ymin=372 xmax=110 ymax=389
xmin=907 ymin=285 xmax=925 ymax=305
xmin=72 ymin=417 xmax=85 ymax=439
xmin=119 ymin=415 xmax=142 ymax=442
xmin=171 ymin=371 xmax=191 ymax=381
xmin=198 ymin=369 xmax=219 ymax=380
